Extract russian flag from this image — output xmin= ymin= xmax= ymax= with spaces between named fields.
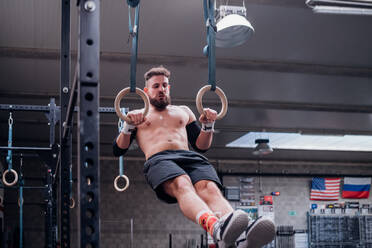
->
xmin=342 ymin=177 xmax=371 ymax=199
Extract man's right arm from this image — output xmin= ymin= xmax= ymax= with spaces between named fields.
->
xmin=113 ymin=124 xmax=137 ymax=157
xmin=112 ymin=109 xmax=145 ymax=157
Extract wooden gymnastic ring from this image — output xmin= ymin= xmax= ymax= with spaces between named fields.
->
xmin=196 ymin=85 xmax=228 ymax=120
xmin=114 ymin=87 xmax=150 ymax=124
xmin=2 ymin=169 xmax=18 ymax=187
xmin=114 ymin=175 xmax=130 ymax=192
xmin=70 ymin=196 xmax=75 ymax=209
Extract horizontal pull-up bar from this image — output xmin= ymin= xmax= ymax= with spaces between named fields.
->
xmin=0 ymin=185 xmax=47 ymax=189
xmin=0 ymin=103 xmax=119 ymax=113
xmin=0 ymin=146 xmax=52 ymax=151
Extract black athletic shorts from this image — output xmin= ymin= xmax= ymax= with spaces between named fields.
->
xmin=143 ymin=149 xmax=222 ymax=204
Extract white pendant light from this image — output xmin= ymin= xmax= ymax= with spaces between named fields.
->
xmin=215 ymin=4 xmax=254 ymax=48
xmin=216 ymin=14 xmax=254 ymax=48
xmin=252 ymin=139 xmax=273 ymax=156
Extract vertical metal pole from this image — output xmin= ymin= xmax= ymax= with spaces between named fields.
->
xmin=19 ymin=186 xmax=23 ymax=248
xmin=48 ymin=98 xmax=58 ymax=248
xmin=78 ymin=1 xmax=100 ymax=247
xmin=19 ymin=155 xmax=23 ymax=248
xmin=307 ymin=213 xmax=311 ymax=248
xmin=205 ymin=231 xmax=208 ymax=247
xmin=130 ymin=218 xmax=133 ymax=248
xmin=49 ymin=98 xmax=57 ymax=146
xmin=60 ymin=0 xmax=72 ymax=247
xmin=45 ymin=167 xmax=54 ymax=248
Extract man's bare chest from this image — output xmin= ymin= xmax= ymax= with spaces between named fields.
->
xmin=139 ymin=107 xmax=189 ymax=130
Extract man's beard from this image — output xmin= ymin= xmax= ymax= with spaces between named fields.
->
xmin=149 ymin=95 xmax=170 ymax=110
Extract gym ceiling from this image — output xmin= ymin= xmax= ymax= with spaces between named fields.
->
xmin=0 ymin=0 xmax=371 ymax=163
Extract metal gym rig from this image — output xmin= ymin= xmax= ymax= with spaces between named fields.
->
xmin=0 ymin=0 xmax=229 ymax=247
xmin=1 ymin=0 xmax=102 ymax=247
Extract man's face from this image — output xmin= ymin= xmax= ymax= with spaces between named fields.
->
xmin=145 ymin=75 xmax=170 ymax=110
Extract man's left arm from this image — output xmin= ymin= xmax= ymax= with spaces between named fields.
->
xmin=195 ymin=108 xmax=217 ymax=150
xmin=183 ymin=106 xmax=217 ymax=152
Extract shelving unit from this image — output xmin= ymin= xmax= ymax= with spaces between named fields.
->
xmin=308 ymin=213 xmax=372 ymax=247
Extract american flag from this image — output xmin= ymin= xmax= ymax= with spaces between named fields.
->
xmin=310 ymin=177 xmax=340 ymax=201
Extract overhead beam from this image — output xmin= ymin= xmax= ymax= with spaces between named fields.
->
xmin=1 ymin=47 xmax=371 ymax=77
xmin=2 ymin=91 xmax=372 ymax=114
xmin=3 ymin=117 xmax=372 ymax=136
xmin=227 ymin=0 xmax=308 ymax=8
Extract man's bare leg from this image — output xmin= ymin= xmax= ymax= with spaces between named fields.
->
xmin=164 ymin=176 xmax=248 ymax=247
xmin=163 ymin=175 xmax=212 ymax=221
xmin=194 ymin=180 xmax=275 ymax=248
xmin=194 ymin=180 xmax=234 ymax=217
xmin=195 ymin=180 xmax=252 ymax=247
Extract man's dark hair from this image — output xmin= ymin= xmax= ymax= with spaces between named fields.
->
xmin=144 ymin=66 xmax=170 ymax=85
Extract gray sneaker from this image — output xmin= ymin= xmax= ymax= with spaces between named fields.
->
xmin=235 ymin=217 xmax=276 ymax=248
xmin=213 ymin=210 xmax=249 ymax=248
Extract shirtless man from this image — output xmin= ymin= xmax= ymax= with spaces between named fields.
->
xmin=113 ymin=66 xmax=275 ymax=248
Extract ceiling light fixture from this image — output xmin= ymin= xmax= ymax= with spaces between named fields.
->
xmin=306 ymin=0 xmax=372 ymax=15
xmin=215 ymin=3 xmax=254 ymax=48
xmin=252 ymin=139 xmax=273 ymax=156
xmin=312 ymin=5 xmax=372 ymax=15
